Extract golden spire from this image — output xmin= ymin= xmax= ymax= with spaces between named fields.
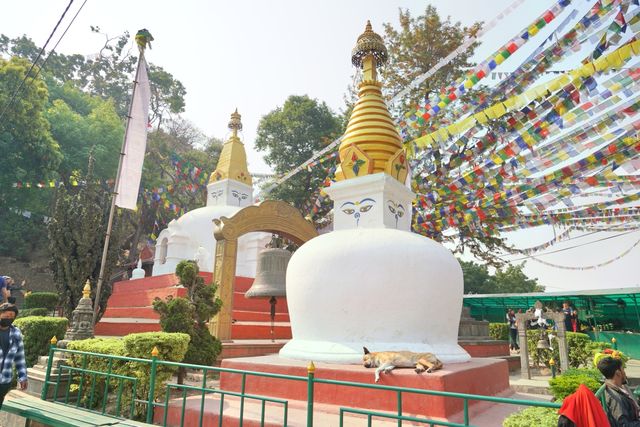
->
xmin=336 ymin=21 xmax=408 ymax=183
xmin=82 ymin=280 xmax=91 ymax=299
xmin=209 ymin=109 xmax=252 ymax=185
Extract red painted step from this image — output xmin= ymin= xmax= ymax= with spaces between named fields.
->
xmin=230 ymin=322 xmax=292 ymax=340
xmin=232 ymin=310 xmax=289 ymax=323
xmin=111 ymin=272 xmax=214 ymax=294
xmin=107 ymin=287 xmax=187 ymax=307
xmin=94 ymin=320 xmax=160 ymax=336
xmin=103 ymin=306 xmax=160 ymax=319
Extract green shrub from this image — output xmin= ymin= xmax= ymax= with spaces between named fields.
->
xmin=122 ymin=331 xmax=190 ymax=361
xmin=65 ymin=332 xmax=189 ymax=419
xmin=24 ymin=292 xmax=59 ymax=310
xmin=183 ymin=327 xmax=222 ymax=367
xmin=153 ymin=261 xmax=222 ymax=367
xmin=489 ymin=323 xmax=509 ymax=341
xmin=14 ymin=316 xmax=68 ymax=367
xmin=503 ymin=407 xmax=558 ymax=427
xmin=548 ymin=368 xmax=602 ymax=400
xmin=19 ymin=308 xmax=50 ymax=318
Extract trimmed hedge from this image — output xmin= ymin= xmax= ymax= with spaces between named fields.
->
xmin=24 ymin=292 xmax=59 ymax=310
xmin=488 ymin=323 xmax=509 ymax=341
xmin=66 ymin=332 xmax=189 ymax=419
xmin=503 ymin=407 xmax=558 ymax=426
xmin=19 ymin=308 xmax=49 ymax=318
xmin=548 ymin=368 xmax=602 ymax=400
xmin=14 ymin=316 xmax=68 ymax=367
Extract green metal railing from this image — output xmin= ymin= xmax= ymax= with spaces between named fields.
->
xmin=41 ymin=339 xmax=561 ymax=427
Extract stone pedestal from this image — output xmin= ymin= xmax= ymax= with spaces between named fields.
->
xmin=26 ymin=353 xmax=73 ymax=400
xmin=59 ymin=281 xmax=94 ymax=348
xmin=458 ymin=306 xmax=511 ymax=359
xmin=458 ymin=307 xmax=490 ymax=340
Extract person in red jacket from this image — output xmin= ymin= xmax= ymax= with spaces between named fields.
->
xmin=557 ymin=384 xmax=610 ymax=427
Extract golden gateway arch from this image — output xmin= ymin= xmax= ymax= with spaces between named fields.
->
xmin=208 ymin=200 xmax=319 ymax=340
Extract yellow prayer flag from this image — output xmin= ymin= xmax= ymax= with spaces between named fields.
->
xmin=474 ymin=112 xmax=489 ymax=124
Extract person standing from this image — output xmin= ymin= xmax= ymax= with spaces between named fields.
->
xmin=507 ymin=309 xmax=519 ymax=352
xmin=0 ymin=303 xmax=27 ymax=409
xmin=0 ymin=303 xmax=28 ymax=409
xmin=562 ymin=301 xmax=574 ymax=332
xmin=0 ymin=277 xmax=12 ymax=303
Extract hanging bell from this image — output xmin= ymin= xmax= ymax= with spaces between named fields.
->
xmin=536 ymin=330 xmax=551 ymax=350
xmin=245 ymin=247 xmax=291 ymax=299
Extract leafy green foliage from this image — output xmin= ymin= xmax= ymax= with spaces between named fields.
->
xmin=153 ymin=261 xmax=222 ymax=366
xmin=45 ymin=85 xmax=123 ymax=183
xmin=0 ymin=210 xmax=48 ymax=261
xmin=549 ymin=368 xmax=602 ymax=400
xmin=488 ymin=323 xmax=509 ymax=341
xmin=13 ymin=316 xmax=68 ymax=367
xmin=461 ymin=260 xmax=543 ymax=294
xmin=255 ymin=95 xmax=341 ymax=210
xmin=381 ymin=6 xmax=481 ymax=116
xmin=48 ymin=154 xmax=122 ymax=319
xmin=0 ymin=57 xmax=62 ymax=205
xmin=24 ymin=292 xmax=59 ymax=310
xmin=503 ymin=407 xmax=558 ymax=427
xmin=18 ymin=308 xmax=50 ymax=318
xmin=67 ymin=332 xmax=189 ymax=419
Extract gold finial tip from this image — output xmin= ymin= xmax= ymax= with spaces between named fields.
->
xmin=612 ymin=337 xmax=617 ymax=343
xmin=228 ymin=109 xmax=243 ymax=132
xmin=351 ymin=20 xmax=387 ymax=68
xmin=307 ymin=361 xmax=316 ymax=373
xmin=151 ymin=346 xmax=160 ymax=357
xmin=83 ymin=280 xmax=91 ymax=298
xmin=549 ymin=358 xmax=555 ymax=365
xmin=51 ymin=336 xmax=58 ymax=345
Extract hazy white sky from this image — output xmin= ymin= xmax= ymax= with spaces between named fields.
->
xmin=3 ymin=0 xmax=639 ymax=292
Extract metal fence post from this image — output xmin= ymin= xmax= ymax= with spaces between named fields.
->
xmin=41 ymin=336 xmax=57 ymax=400
xmin=307 ymin=361 xmax=315 ymax=427
xmin=146 ymin=346 xmax=160 ymax=423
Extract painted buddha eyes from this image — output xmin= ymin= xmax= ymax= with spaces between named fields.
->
xmin=340 ymin=198 xmax=376 ymax=226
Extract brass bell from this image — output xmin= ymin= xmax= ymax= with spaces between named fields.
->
xmin=537 ymin=330 xmax=551 ymax=350
xmin=245 ymin=239 xmax=291 ymax=299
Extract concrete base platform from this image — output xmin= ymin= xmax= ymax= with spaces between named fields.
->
xmin=156 ymin=356 xmax=532 ymax=426
xmin=218 ymin=355 xmax=510 ymax=420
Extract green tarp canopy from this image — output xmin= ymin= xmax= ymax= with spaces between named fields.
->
xmin=463 ymin=287 xmax=640 ymax=331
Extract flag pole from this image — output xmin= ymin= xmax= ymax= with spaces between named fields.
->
xmin=92 ymin=48 xmax=147 ymax=326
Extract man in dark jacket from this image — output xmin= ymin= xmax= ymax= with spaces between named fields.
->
xmin=598 ymin=356 xmax=640 ymax=426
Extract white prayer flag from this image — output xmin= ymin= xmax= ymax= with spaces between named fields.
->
xmin=115 ymin=58 xmax=151 ymax=210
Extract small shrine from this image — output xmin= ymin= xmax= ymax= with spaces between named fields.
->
xmin=152 ymin=110 xmax=269 ymax=277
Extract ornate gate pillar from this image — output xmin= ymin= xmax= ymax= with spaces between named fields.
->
xmin=208 ymin=200 xmax=318 ymax=341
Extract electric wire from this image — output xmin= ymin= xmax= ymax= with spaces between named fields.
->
xmin=0 ymin=0 xmax=75 ymax=123
xmin=505 ymin=229 xmax=640 ymax=262
xmin=19 ymin=0 xmax=90 ymax=88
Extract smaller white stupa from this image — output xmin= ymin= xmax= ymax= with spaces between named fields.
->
xmin=152 ymin=110 xmax=269 ymax=277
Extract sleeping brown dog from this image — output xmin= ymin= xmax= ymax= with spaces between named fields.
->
xmin=362 ymin=347 xmax=443 ymax=382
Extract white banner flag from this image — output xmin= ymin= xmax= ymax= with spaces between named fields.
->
xmin=115 ymin=58 xmax=151 ymax=210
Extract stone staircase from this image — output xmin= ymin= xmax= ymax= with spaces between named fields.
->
xmin=94 ymin=274 xmax=291 ymax=359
